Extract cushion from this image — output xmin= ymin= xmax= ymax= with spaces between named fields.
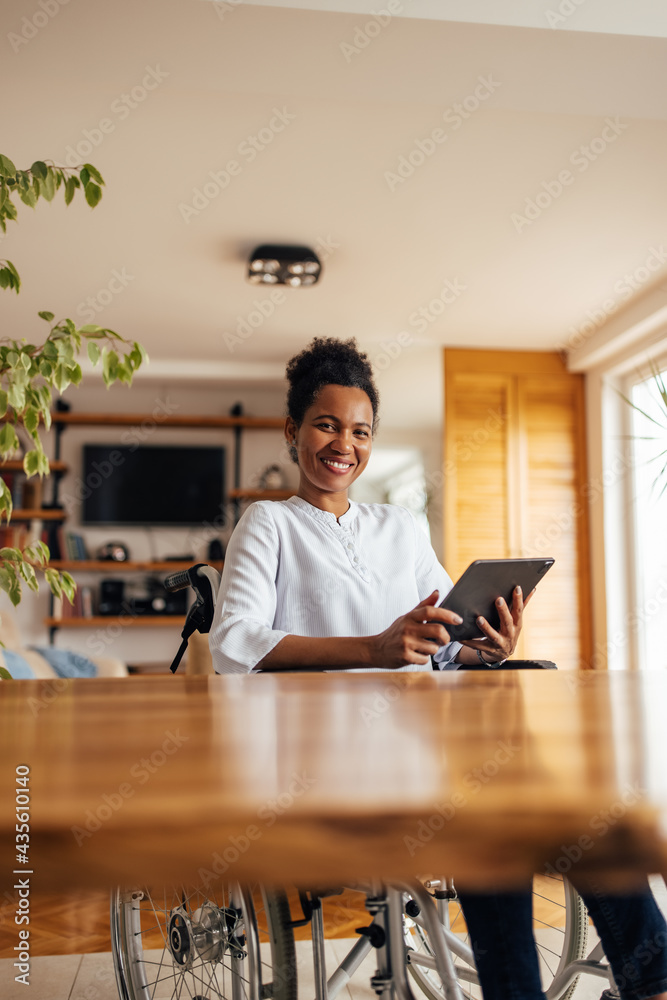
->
xmin=30 ymin=646 xmax=98 ymax=678
xmin=2 ymin=649 xmax=36 ymax=679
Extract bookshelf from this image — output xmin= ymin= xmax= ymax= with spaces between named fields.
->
xmin=43 ymin=405 xmax=287 ymax=642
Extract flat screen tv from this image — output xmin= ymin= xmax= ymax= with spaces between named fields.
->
xmin=81 ymin=444 xmax=226 ymax=526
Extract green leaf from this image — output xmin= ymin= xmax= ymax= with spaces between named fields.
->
xmin=0 ymin=423 xmax=19 ymax=457
xmin=60 ymin=571 xmax=76 ymax=604
xmin=82 ymin=163 xmax=104 ymax=186
xmin=84 ymin=182 xmax=102 ymax=208
xmin=18 ymin=559 xmax=38 ymax=592
xmin=117 ymin=360 xmax=133 ymax=384
xmin=80 ymin=167 xmax=90 ymax=187
xmin=53 ymin=363 xmax=69 ymax=393
xmin=42 ymin=340 xmax=58 ymax=360
xmin=87 ymin=340 xmax=101 ymax=365
xmin=0 ymin=666 xmax=13 ymax=680
xmin=67 ymin=362 xmax=82 ymax=385
xmin=0 ymin=478 xmax=13 ymax=521
xmin=30 ymin=161 xmax=48 ymax=181
xmin=64 ymin=176 xmax=76 ymax=206
xmin=23 ymin=449 xmax=42 ymax=476
xmin=102 ymin=348 xmax=119 ymax=387
xmin=79 ymin=324 xmax=103 ymax=335
xmin=18 ymin=186 xmax=37 ymax=209
xmin=41 ymin=170 xmax=56 ymax=202
xmin=7 ymin=383 xmax=26 ymax=411
xmin=44 ymin=567 xmax=62 ymax=599
xmin=0 ymin=155 xmax=17 ymax=178
xmin=38 ymin=310 xmax=55 ymax=322
xmin=0 ymin=547 xmax=22 ymax=561
xmin=23 ymin=407 xmax=39 ymax=435
xmin=0 ymin=262 xmax=20 ymax=293
xmin=0 ymin=391 xmax=7 ymax=418
xmin=24 ymin=540 xmax=50 ymax=565
xmin=1 ymin=564 xmax=22 ymax=606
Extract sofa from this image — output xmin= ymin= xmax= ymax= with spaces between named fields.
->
xmin=0 ymin=609 xmax=127 ymax=679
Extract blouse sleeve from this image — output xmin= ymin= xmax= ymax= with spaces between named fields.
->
xmin=410 ymin=511 xmax=462 ymax=670
xmin=209 ymin=503 xmax=289 ymax=674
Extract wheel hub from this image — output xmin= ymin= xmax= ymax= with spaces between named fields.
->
xmin=167 ymin=902 xmax=245 ymax=969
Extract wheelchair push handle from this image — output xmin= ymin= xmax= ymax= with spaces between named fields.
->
xmin=166 ymin=563 xmax=222 ymax=674
xmin=164 ymin=568 xmax=192 ymax=592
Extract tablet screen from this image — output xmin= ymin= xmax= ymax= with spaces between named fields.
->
xmin=438 ymin=558 xmax=554 ymax=641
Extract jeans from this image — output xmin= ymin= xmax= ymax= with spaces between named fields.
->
xmin=458 ymin=879 xmax=667 ymax=1000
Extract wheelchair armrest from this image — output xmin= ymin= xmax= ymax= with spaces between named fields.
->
xmin=459 ymin=658 xmax=557 ymax=670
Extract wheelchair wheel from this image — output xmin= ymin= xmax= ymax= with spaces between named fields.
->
xmin=404 ymin=875 xmax=588 ymax=1000
xmin=111 ymin=883 xmax=297 ymax=1000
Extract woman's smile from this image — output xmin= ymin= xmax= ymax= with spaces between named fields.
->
xmin=320 ymin=456 xmax=354 ymax=473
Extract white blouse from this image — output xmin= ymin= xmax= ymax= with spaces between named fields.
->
xmin=209 ymin=496 xmax=462 ymax=674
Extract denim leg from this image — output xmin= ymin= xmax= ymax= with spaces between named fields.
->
xmin=457 ymin=887 xmax=546 ymax=1000
xmin=573 ymin=879 xmax=667 ymax=1000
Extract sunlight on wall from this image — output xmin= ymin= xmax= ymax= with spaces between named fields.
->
xmin=631 ymin=371 xmax=667 ymax=669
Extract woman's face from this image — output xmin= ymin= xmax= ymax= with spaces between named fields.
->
xmin=287 ymin=384 xmax=374 ymax=496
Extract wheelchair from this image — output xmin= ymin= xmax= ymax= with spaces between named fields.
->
xmin=110 ymin=564 xmax=611 ymax=1000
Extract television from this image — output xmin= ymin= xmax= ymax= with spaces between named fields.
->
xmin=81 ymin=444 xmax=226 ymax=526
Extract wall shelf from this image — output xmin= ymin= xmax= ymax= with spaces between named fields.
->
xmin=1 ymin=459 xmax=68 ymax=472
xmin=45 ymin=616 xmax=187 ymax=628
xmin=6 ymin=509 xmax=67 ymax=522
xmin=52 ymin=413 xmax=285 ymax=429
xmin=48 ymin=560 xmax=224 ymax=572
xmin=39 ymin=406 xmax=285 ymax=643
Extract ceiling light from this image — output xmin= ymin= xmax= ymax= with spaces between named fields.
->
xmin=247 ymin=244 xmax=322 ymax=286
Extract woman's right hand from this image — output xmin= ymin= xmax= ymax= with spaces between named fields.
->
xmin=371 ymin=591 xmax=463 ymax=669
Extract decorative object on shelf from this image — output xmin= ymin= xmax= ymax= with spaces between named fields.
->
xmin=247 ymin=244 xmax=321 ymax=287
xmin=258 ymin=464 xmax=286 ymax=490
xmin=207 ymin=538 xmax=225 ymax=562
xmin=97 ymin=541 xmax=129 ymax=562
xmin=99 ymin=579 xmax=125 ymax=616
xmin=21 ymin=477 xmax=42 ymax=510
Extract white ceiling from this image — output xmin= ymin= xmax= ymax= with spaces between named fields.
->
xmin=3 ymin=0 xmax=667 ymax=427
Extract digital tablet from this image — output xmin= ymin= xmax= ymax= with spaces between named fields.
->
xmin=437 ymin=558 xmax=555 ymax=641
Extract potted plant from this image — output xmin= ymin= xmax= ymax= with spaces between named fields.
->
xmin=0 ymin=152 xmax=147 ymax=628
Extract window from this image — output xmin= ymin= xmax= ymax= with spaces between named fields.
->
xmin=627 ymin=362 xmax=667 ymax=669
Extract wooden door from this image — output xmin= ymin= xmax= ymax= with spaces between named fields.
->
xmin=444 ymin=350 xmax=592 ymax=669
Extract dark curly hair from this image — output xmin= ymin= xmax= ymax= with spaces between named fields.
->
xmin=285 ymin=337 xmax=379 ymax=462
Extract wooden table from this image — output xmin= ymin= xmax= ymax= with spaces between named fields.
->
xmin=2 ymin=669 xmax=667 ymax=892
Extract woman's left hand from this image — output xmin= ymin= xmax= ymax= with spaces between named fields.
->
xmin=461 ymin=585 xmax=534 ymax=662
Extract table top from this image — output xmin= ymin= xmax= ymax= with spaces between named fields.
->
xmin=2 ymin=669 xmax=667 ymax=892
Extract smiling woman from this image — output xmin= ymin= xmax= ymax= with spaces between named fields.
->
xmin=209 ymin=336 xmax=527 ymax=676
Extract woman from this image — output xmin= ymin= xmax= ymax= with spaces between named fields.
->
xmin=210 ymin=337 xmax=667 ymax=1000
